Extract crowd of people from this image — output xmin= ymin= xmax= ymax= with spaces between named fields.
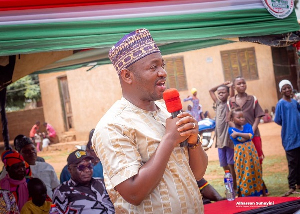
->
xmin=0 ymin=28 xmax=299 ymax=214
xmin=0 ymin=129 xmax=111 ymax=213
xmin=29 ymin=121 xmax=57 ymax=151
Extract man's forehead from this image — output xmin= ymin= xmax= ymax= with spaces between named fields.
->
xmin=135 ymin=52 xmax=163 ymax=64
xmin=21 ymin=143 xmax=35 ymax=150
xmin=77 ymin=158 xmax=92 ymax=165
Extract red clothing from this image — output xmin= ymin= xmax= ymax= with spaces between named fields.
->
xmin=252 ymin=136 xmax=264 ymax=164
xmin=29 ymin=125 xmax=38 ymax=138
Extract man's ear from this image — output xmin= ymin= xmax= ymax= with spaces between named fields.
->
xmin=119 ymin=68 xmax=133 ymax=84
xmin=67 ymin=165 xmax=72 ymax=174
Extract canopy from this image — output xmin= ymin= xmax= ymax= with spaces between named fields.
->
xmin=0 ymin=0 xmax=299 ymax=73
xmin=0 ymin=0 xmax=299 ymax=150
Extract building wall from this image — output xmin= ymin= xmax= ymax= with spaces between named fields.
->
xmin=39 ymin=42 xmax=278 ymax=141
xmin=172 ymin=42 xmax=277 ymax=117
xmin=66 ymin=65 xmax=122 ymax=141
xmin=0 ymin=107 xmax=46 ymax=142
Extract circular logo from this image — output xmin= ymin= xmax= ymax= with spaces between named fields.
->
xmin=262 ymin=0 xmax=294 ymax=19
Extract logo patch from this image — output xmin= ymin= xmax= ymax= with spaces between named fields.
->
xmin=262 ymin=0 xmax=294 ymax=19
xmin=75 ymin=151 xmax=86 ymax=158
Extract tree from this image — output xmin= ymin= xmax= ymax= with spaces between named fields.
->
xmin=6 ymin=74 xmax=41 ymax=111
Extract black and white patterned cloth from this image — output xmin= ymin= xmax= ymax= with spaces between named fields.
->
xmin=52 ymin=178 xmax=115 ymax=214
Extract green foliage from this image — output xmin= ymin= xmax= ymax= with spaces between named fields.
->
xmin=6 ymin=74 xmax=41 ymax=111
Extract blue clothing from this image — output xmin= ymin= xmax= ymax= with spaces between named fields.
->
xmin=60 ymin=162 xmax=104 ymax=184
xmin=274 ymin=99 xmax=300 ymax=151
xmin=228 ymin=123 xmax=254 ymax=145
xmin=218 ymin=146 xmax=234 ymax=167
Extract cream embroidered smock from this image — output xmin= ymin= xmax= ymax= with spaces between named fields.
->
xmin=93 ymin=97 xmax=204 ymax=214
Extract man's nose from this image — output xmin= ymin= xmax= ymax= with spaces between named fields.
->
xmin=158 ymin=67 xmax=167 ymax=77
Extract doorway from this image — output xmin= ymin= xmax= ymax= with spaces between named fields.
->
xmin=271 ymin=46 xmax=299 ymax=100
xmin=58 ymin=76 xmax=74 ymax=131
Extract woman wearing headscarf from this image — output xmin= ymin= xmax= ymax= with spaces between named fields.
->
xmin=0 ymin=150 xmax=30 ymax=211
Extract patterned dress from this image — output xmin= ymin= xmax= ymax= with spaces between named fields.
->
xmin=0 ymin=189 xmax=19 ymax=214
xmin=228 ymin=123 xmax=264 ymax=197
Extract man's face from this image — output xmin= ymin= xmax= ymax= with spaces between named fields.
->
xmin=129 ymin=52 xmax=167 ymax=101
xmin=7 ymin=162 xmax=26 ymax=180
xmin=281 ymin=84 xmax=292 ymax=97
xmin=233 ymin=78 xmax=247 ymax=93
xmin=217 ymin=87 xmax=229 ymax=102
xmin=68 ymin=159 xmax=93 ymax=185
xmin=20 ymin=144 xmax=37 ymax=165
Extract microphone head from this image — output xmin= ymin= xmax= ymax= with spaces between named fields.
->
xmin=163 ymin=88 xmax=182 ymax=113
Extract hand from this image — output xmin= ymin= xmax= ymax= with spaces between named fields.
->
xmin=230 ymin=130 xmax=238 ymax=138
xmin=176 ymin=112 xmax=198 ymax=144
xmin=165 ymin=117 xmax=188 ymax=147
xmin=224 ymin=81 xmax=233 ymax=87
xmin=223 ymin=81 xmax=231 ymax=85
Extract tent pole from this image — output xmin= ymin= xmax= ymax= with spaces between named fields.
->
xmin=0 ymin=55 xmax=16 ymax=150
xmin=0 ymin=88 xmax=9 ymax=150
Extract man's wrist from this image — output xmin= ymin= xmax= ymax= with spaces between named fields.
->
xmin=188 ymin=135 xmax=201 ymax=149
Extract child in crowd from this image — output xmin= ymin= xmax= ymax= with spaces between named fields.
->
xmin=228 ymin=108 xmax=266 ymax=197
xmin=270 ymin=106 xmax=276 ymax=121
xmin=209 ymin=81 xmax=236 ymax=191
xmin=262 ymin=109 xmax=272 ymax=123
xmin=21 ymin=178 xmax=52 ymax=214
xmin=274 ymin=80 xmax=300 ymax=197
xmin=228 ymin=76 xmax=265 ymax=164
xmin=186 ymin=104 xmax=192 ymax=115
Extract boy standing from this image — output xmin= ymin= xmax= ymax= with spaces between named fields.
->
xmin=274 ymin=80 xmax=300 ymax=196
xmin=209 ymin=81 xmax=236 ymax=190
xmin=228 ymin=76 xmax=265 ymax=164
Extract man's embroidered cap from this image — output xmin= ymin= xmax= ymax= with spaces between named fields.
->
xmin=108 ymin=28 xmax=161 ymax=74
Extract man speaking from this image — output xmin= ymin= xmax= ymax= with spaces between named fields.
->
xmin=93 ymin=29 xmax=208 ymax=213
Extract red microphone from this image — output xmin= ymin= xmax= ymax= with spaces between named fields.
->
xmin=163 ymin=88 xmax=188 ymax=147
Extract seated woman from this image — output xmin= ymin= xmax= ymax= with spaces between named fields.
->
xmin=0 ymin=150 xmax=30 ymax=211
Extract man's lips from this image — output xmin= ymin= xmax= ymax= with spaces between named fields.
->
xmin=156 ymin=79 xmax=166 ymax=87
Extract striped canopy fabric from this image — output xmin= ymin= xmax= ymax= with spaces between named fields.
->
xmin=0 ymin=0 xmax=299 ymax=72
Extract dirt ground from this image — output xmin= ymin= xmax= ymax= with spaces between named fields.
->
xmin=0 ymin=122 xmax=285 ymax=177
